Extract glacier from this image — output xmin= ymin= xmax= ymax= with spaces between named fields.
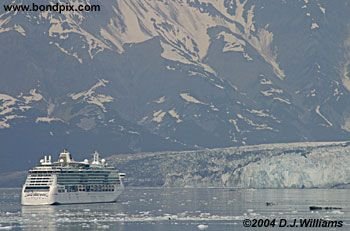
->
xmin=109 ymin=141 xmax=350 ymax=188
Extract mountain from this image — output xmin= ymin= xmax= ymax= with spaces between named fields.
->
xmin=1 ymin=0 xmax=350 ymax=173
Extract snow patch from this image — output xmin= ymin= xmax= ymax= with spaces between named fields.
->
xmin=22 ymin=89 xmax=43 ymax=104
xmin=273 ymin=97 xmax=291 ymax=105
xmin=0 ymin=115 xmax=24 ymax=129
xmin=70 ymin=79 xmax=113 ymax=112
xmin=318 ymin=4 xmax=326 ymax=14
xmin=261 ymin=88 xmax=283 ymax=96
xmin=166 ymin=66 xmax=176 ymax=71
xmin=128 ymin=130 xmax=140 ymax=135
xmin=36 ymin=117 xmax=63 ymax=123
xmin=311 ymin=23 xmax=319 ymax=30
xmin=0 ymin=120 xmax=9 ymax=129
xmin=53 ymin=42 xmax=82 ymax=63
xmin=138 ymin=116 xmax=148 ymax=124
xmin=0 ymin=16 xmax=26 ymax=36
xmin=210 ymin=104 xmax=219 ymax=111
xmin=0 ymin=90 xmax=45 ymax=128
xmin=307 ymin=89 xmax=317 ymax=97
xmin=168 ymin=109 xmax=182 ymax=123
xmin=152 ymin=110 xmax=166 ymax=123
xmin=19 ymin=106 xmax=31 ymax=112
xmin=260 ymin=78 xmax=272 ymax=85
xmin=180 ymin=93 xmax=205 ymax=105
xmin=243 ymin=53 xmax=253 ymax=61
xmin=154 ymin=96 xmax=165 ymax=104
xmin=315 ymin=105 xmax=333 ymax=127
xmin=14 ymin=24 xmax=25 ymax=36
xmin=237 ymin=114 xmax=274 ymax=130
xmin=214 ymin=84 xmax=224 ymax=89
xmin=86 ymin=95 xmax=113 ymax=111
xmin=247 ymin=109 xmax=271 ymax=118
xmin=71 ymin=79 xmax=108 ymax=100
xmin=229 ymin=119 xmax=240 ymax=132
xmin=0 ymin=94 xmax=17 ymax=116
xmin=188 ymin=70 xmax=208 ymax=78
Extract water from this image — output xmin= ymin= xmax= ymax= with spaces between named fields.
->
xmin=0 ymin=188 xmax=349 ymax=230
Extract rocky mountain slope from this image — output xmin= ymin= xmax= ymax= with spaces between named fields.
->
xmin=0 ymin=0 xmax=350 ymax=173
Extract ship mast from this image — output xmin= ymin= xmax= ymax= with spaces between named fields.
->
xmin=92 ymin=151 xmax=100 ymax=165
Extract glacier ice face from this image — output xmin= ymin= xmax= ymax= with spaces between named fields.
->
xmin=235 ymin=146 xmax=350 ymax=188
xmin=109 ymin=141 xmax=350 ymax=188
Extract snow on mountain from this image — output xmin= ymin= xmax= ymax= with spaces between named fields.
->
xmin=0 ymin=15 xmax=25 ymax=35
xmin=180 ymin=93 xmax=206 ymax=104
xmin=311 ymin=22 xmax=319 ymax=30
xmin=0 ymin=94 xmax=17 ymax=116
xmin=0 ymin=90 xmax=43 ymax=128
xmin=22 ymin=89 xmax=43 ymax=104
xmin=35 ymin=116 xmax=63 ymax=123
xmin=1 ymin=0 xmax=285 ymax=78
xmin=153 ymin=96 xmax=166 ymax=104
xmin=152 ymin=110 xmax=166 ymax=123
xmin=315 ymin=105 xmax=333 ymax=127
xmin=109 ymin=141 xmax=350 ymax=188
xmin=0 ymin=0 xmax=350 ymax=173
xmin=70 ymin=79 xmax=113 ymax=112
xmin=100 ymin=0 xmax=285 ymax=79
xmin=168 ymin=109 xmax=182 ymax=123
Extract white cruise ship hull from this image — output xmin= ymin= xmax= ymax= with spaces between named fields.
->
xmin=21 ymin=149 xmax=126 ymax=206
xmin=21 ymin=186 xmax=124 ymax=205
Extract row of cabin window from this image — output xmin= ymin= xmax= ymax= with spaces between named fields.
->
xmin=58 ymin=185 xmax=115 ymax=193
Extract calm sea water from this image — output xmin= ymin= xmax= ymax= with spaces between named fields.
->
xmin=0 ymin=188 xmax=349 ymax=230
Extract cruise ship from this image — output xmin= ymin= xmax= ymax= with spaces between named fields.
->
xmin=21 ymin=149 xmax=125 ymax=205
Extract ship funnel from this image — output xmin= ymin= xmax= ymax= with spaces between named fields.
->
xmin=59 ymin=149 xmax=73 ymax=163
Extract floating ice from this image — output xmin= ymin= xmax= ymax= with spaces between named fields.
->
xmin=197 ymin=224 xmax=209 ymax=230
xmin=330 ymin=210 xmax=344 ymax=215
xmin=0 ymin=227 xmax=12 ymax=230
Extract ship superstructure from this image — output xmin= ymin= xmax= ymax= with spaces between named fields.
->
xmin=21 ymin=149 xmax=125 ymax=205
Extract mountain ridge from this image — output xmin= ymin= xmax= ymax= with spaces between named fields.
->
xmin=0 ymin=0 xmax=350 ymax=173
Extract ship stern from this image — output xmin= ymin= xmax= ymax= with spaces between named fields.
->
xmin=21 ymin=185 xmax=57 ymax=206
